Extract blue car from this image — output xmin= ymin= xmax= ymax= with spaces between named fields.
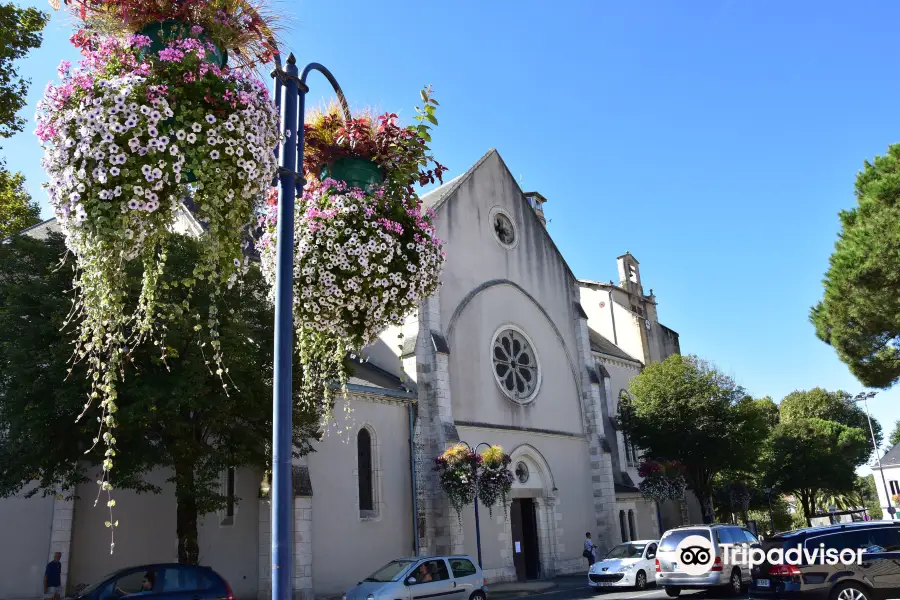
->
xmin=70 ymin=564 xmax=233 ymax=600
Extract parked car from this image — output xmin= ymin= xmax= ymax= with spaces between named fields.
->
xmin=588 ymin=539 xmax=659 ymax=591
xmin=343 ymin=556 xmax=487 ymax=600
xmin=656 ymin=524 xmax=760 ymax=597
xmin=749 ymin=521 xmax=900 ymax=600
xmin=67 ymin=563 xmax=233 ymax=600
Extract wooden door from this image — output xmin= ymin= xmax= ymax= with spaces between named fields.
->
xmin=510 ymin=499 xmax=527 ymax=581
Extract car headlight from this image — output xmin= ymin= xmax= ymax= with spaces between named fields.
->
xmin=620 ymin=564 xmax=634 ymax=572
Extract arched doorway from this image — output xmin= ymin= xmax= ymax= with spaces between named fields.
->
xmin=508 ymin=444 xmax=558 ymax=581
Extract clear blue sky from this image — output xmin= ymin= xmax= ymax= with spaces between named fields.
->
xmin=6 ymin=0 xmax=900 ymax=466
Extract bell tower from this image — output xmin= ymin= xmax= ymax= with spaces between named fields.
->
xmin=617 ymin=252 xmax=643 ymax=297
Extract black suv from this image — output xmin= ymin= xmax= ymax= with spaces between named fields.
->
xmin=749 ymin=521 xmax=900 ymax=600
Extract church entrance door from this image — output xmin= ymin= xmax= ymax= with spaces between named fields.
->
xmin=510 ymin=498 xmax=541 ymax=581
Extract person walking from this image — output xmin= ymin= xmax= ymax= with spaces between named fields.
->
xmin=44 ymin=552 xmax=62 ymax=600
xmin=583 ymin=532 xmax=596 ymax=567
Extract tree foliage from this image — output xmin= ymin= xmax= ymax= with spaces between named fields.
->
xmin=0 ymin=168 xmax=40 ymax=238
xmin=779 ymin=387 xmax=881 ymax=447
xmin=811 ymin=144 xmax=900 ymax=388
xmin=0 ymin=2 xmax=48 ymax=140
xmin=622 ymin=354 xmax=771 ymax=523
xmin=0 ymin=232 xmax=320 ymax=563
xmin=890 ymin=421 xmax=900 ymax=448
xmin=765 ymin=417 xmax=868 ymax=525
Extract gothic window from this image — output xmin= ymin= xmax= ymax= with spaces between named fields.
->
xmin=358 ymin=428 xmax=375 ymax=515
xmin=619 ymin=391 xmax=638 ymax=467
xmin=220 ymin=467 xmax=236 ymax=526
xmin=628 ymin=509 xmax=637 ymax=541
xmin=492 ymin=326 xmax=541 ymax=403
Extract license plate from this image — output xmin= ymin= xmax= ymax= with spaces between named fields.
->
xmin=755 ymin=579 xmax=770 ymax=588
xmin=598 ymin=582 xmax=613 ymax=587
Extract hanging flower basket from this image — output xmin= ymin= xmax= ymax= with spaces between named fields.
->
xmin=637 ymin=459 xmax=687 ymax=504
xmin=258 ymin=88 xmax=447 ymax=413
xmin=36 ymin=13 xmax=280 ymax=549
xmin=434 ymin=443 xmax=479 ymax=521
xmin=58 ymin=0 xmax=281 ymax=68
xmin=319 ymin=156 xmax=384 ymax=190
xmin=477 ymin=445 xmax=514 ymax=518
xmin=138 ymin=20 xmax=227 ymax=67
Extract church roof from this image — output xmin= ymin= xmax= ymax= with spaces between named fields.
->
xmin=346 ymin=359 xmax=415 ymax=398
xmin=420 ymin=148 xmax=497 ymax=210
xmin=588 ymin=327 xmax=642 ymax=364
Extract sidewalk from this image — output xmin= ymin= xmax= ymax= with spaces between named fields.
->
xmin=488 ymin=573 xmax=588 ymax=597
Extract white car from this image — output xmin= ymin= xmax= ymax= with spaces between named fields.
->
xmin=588 ymin=540 xmax=659 ymax=591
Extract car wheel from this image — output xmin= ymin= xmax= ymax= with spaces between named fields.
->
xmin=470 ymin=592 xmax=486 ymax=600
xmin=665 ymin=587 xmax=681 ymax=597
xmin=833 ymin=583 xmax=872 ymax=600
xmin=727 ymin=568 xmax=742 ymax=596
xmin=635 ymin=571 xmax=647 ymax=590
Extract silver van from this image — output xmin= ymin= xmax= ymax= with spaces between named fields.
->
xmin=344 ymin=556 xmax=487 ymax=600
xmin=656 ymin=524 xmax=759 ymax=597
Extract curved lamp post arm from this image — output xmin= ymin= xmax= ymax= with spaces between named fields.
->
xmin=299 ymin=62 xmax=353 ymax=123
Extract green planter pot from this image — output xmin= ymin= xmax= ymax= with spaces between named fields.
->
xmin=320 ymin=157 xmax=384 ymax=190
xmin=137 ymin=20 xmax=228 ymax=68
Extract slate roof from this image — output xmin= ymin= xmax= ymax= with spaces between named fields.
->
xmin=877 ymin=443 xmax=900 ymax=469
xmin=588 ymin=327 xmax=642 ymax=364
xmin=346 ymin=358 xmax=414 ymax=396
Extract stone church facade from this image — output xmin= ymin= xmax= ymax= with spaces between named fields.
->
xmin=0 ymin=149 xmax=700 ymax=600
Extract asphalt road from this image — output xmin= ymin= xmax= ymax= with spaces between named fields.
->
xmin=496 ymin=582 xmax=749 ymax=600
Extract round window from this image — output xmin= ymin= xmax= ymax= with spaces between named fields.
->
xmin=489 ymin=207 xmax=517 ymax=249
xmin=515 ymin=462 xmax=529 ymax=484
xmin=491 ymin=326 xmax=541 ymax=403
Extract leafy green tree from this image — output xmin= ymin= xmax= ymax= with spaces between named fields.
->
xmin=811 ymin=144 xmax=900 ymax=388
xmin=779 ymin=387 xmax=881 ymax=448
xmin=857 ymin=474 xmax=884 ymax=520
xmin=765 ymin=418 xmax=869 ymax=525
xmin=622 ymin=354 xmax=771 ymax=523
xmin=0 ymin=233 xmax=319 ymax=564
xmin=889 ymin=421 xmax=900 ymax=448
xmin=0 ymin=2 xmax=48 ymax=139
xmin=0 ymin=168 xmax=40 ymax=237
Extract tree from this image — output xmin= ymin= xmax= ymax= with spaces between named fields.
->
xmin=622 ymin=354 xmax=771 ymax=523
xmin=0 ymin=2 xmax=48 ymax=139
xmin=890 ymin=421 xmax=900 ymax=448
xmin=857 ymin=474 xmax=883 ymax=520
xmin=811 ymin=144 xmax=900 ymax=389
xmin=0 ymin=232 xmax=320 ymax=563
xmin=779 ymin=388 xmax=882 ymax=447
xmin=765 ymin=418 xmax=869 ymax=525
xmin=0 ymin=168 xmax=40 ymax=238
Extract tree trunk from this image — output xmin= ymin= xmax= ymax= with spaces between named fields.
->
xmin=799 ymin=491 xmax=813 ymax=527
xmin=174 ymin=462 xmax=200 ymax=565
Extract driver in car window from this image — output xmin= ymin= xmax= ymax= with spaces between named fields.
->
xmin=416 ymin=564 xmax=432 ymax=583
xmin=131 ymin=572 xmax=155 ymax=595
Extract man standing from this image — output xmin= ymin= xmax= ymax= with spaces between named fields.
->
xmin=583 ymin=532 xmax=596 ymax=567
xmin=44 ymin=552 xmax=62 ymax=600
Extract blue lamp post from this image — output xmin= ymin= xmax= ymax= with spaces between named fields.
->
xmin=458 ymin=441 xmax=493 ymax=568
xmin=269 ymin=53 xmax=352 ymax=600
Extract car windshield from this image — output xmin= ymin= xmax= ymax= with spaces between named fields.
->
xmin=364 ymin=561 xmax=416 ymax=583
xmin=605 ymin=543 xmax=646 ymax=559
xmin=77 ymin=571 xmax=120 ymax=597
xmin=659 ymin=529 xmax=712 ymax=552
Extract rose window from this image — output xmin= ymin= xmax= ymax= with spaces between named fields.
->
xmin=492 ymin=328 xmax=540 ymax=402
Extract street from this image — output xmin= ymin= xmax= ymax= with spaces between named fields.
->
xmin=494 ymin=579 xmax=748 ymax=600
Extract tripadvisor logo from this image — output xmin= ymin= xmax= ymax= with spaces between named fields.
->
xmin=673 ymin=534 xmax=865 ymax=574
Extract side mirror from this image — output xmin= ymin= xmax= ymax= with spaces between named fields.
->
xmin=647 ymin=552 xmax=656 ymax=559
xmin=406 ymin=577 xmax=416 ymax=586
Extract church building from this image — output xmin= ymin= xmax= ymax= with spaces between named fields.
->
xmin=0 ymin=149 xmax=700 ymax=600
